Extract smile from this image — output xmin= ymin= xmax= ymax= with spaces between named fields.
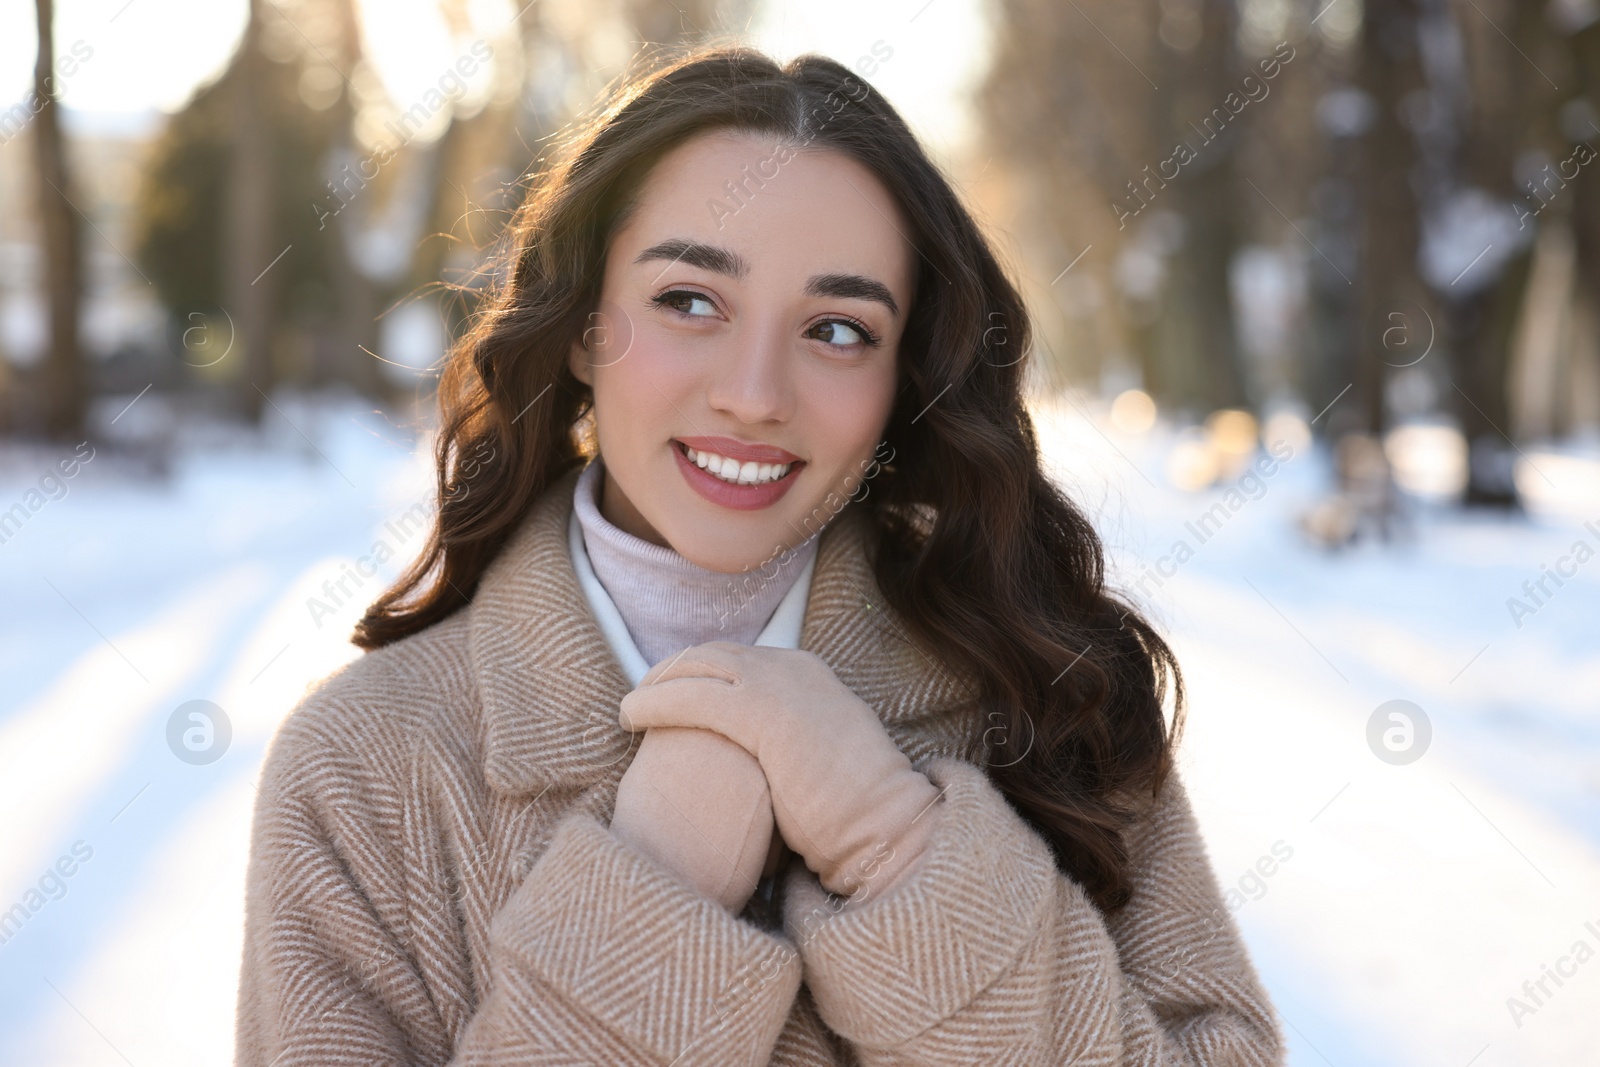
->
xmin=672 ymin=436 xmax=804 ymax=511
xmin=683 ymin=445 xmax=792 ymax=485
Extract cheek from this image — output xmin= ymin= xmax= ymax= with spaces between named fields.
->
xmin=797 ymin=362 xmax=896 ymax=483
xmin=592 ymin=333 xmax=693 ymax=438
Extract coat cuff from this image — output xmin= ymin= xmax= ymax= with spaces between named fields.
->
xmin=492 ymin=807 xmax=803 ymax=1065
xmin=778 ymin=756 xmax=1057 ymax=1049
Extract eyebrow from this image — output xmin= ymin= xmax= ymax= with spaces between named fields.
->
xmin=634 ymin=238 xmax=900 ymax=318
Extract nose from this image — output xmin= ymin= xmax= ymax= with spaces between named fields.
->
xmin=704 ymin=319 xmax=794 ymax=425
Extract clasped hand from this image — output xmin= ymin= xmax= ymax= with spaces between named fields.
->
xmin=617 ymin=643 xmax=943 ymax=902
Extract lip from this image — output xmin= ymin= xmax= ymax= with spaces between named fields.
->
xmin=672 ymin=440 xmax=804 ymax=511
xmin=674 ymin=436 xmax=802 ymax=464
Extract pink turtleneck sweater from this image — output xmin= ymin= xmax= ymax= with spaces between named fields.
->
xmin=571 ymin=458 xmax=819 ymax=666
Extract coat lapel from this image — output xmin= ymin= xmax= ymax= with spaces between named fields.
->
xmin=471 ymin=467 xmax=984 ymax=798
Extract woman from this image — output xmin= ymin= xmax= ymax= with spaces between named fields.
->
xmin=235 ymin=45 xmax=1284 ymax=1066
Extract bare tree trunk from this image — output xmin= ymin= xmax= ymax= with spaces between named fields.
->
xmin=326 ymin=0 xmax=386 ymax=401
xmin=1558 ymin=14 xmax=1600 ymax=438
xmin=1162 ymin=0 xmax=1249 ymax=414
xmin=1448 ymin=0 xmax=1556 ymax=506
xmin=401 ymin=0 xmax=481 ymax=341
xmin=225 ymin=0 xmax=275 ymax=422
xmin=1354 ymin=0 xmax=1428 ymax=440
xmin=33 ymin=0 xmax=86 ymax=440
xmin=1450 ymin=249 xmax=1533 ymax=505
xmin=406 ymin=117 xmax=473 ymax=302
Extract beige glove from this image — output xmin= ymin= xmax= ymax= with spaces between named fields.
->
xmin=609 ymin=724 xmax=781 ymax=913
xmin=619 ymin=643 xmax=944 ymax=899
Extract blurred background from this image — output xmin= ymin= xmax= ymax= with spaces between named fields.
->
xmin=1 ymin=0 xmax=1597 ymax=1063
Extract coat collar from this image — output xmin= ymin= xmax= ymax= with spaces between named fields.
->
xmin=470 ymin=465 xmax=983 ymax=797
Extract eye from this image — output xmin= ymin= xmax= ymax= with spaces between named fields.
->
xmin=806 ymin=318 xmax=881 ymax=348
xmin=650 ymin=289 xmax=719 ymax=318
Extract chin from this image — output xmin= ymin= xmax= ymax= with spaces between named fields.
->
xmin=678 ymin=534 xmax=771 ymax=575
xmin=670 ymin=524 xmax=786 ymax=575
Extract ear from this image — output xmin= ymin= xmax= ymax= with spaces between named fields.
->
xmin=568 ymin=335 xmax=594 ymax=387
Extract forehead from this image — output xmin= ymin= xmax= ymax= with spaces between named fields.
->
xmin=614 ymin=128 xmax=916 ymax=301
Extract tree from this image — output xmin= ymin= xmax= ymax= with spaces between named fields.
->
xmin=131 ymin=0 xmax=344 ymax=412
xmin=32 ymin=0 xmax=86 ymax=440
xmin=978 ymin=0 xmax=1255 ymax=416
xmin=1350 ymin=0 xmax=1428 ymax=441
xmin=1431 ymin=0 xmax=1556 ymax=507
xmin=320 ymin=0 xmax=388 ymax=401
xmin=225 ymin=0 xmax=276 ymax=422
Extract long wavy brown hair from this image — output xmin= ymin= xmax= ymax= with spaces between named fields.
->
xmin=355 ymin=45 xmax=1184 ymax=911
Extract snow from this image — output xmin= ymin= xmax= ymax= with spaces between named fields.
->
xmin=1 ymin=392 xmax=1597 ymax=1064
xmin=0 ymin=396 xmax=433 ymax=1065
xmin=1033 ymin=395 xmax=1600 ymax=1065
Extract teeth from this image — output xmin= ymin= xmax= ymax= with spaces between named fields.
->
xmin=683 ymin=445 xmax=792 ymax=486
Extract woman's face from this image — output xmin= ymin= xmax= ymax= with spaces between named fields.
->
xmin=569 ymin=128 xmax=915 ymax=573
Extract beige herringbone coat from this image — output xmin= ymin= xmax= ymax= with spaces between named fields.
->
xmin=235 ymin=467 xmax=1284 ymax=1065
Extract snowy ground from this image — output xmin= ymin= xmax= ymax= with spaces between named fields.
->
xmin=0 ymin=391 xmax=1596 ymax=1065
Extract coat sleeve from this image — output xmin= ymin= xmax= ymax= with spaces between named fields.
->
xmin=235 ymin=701 xmax=804 ymax=1067
xmin=778 ymin=756 xmax=1285 ymax=1066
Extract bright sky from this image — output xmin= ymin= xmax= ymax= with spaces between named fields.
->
xmin=0 ymin=0 xmax=251 ymax=120
xmin=0 ymin=0 xmax=988 ymax=154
